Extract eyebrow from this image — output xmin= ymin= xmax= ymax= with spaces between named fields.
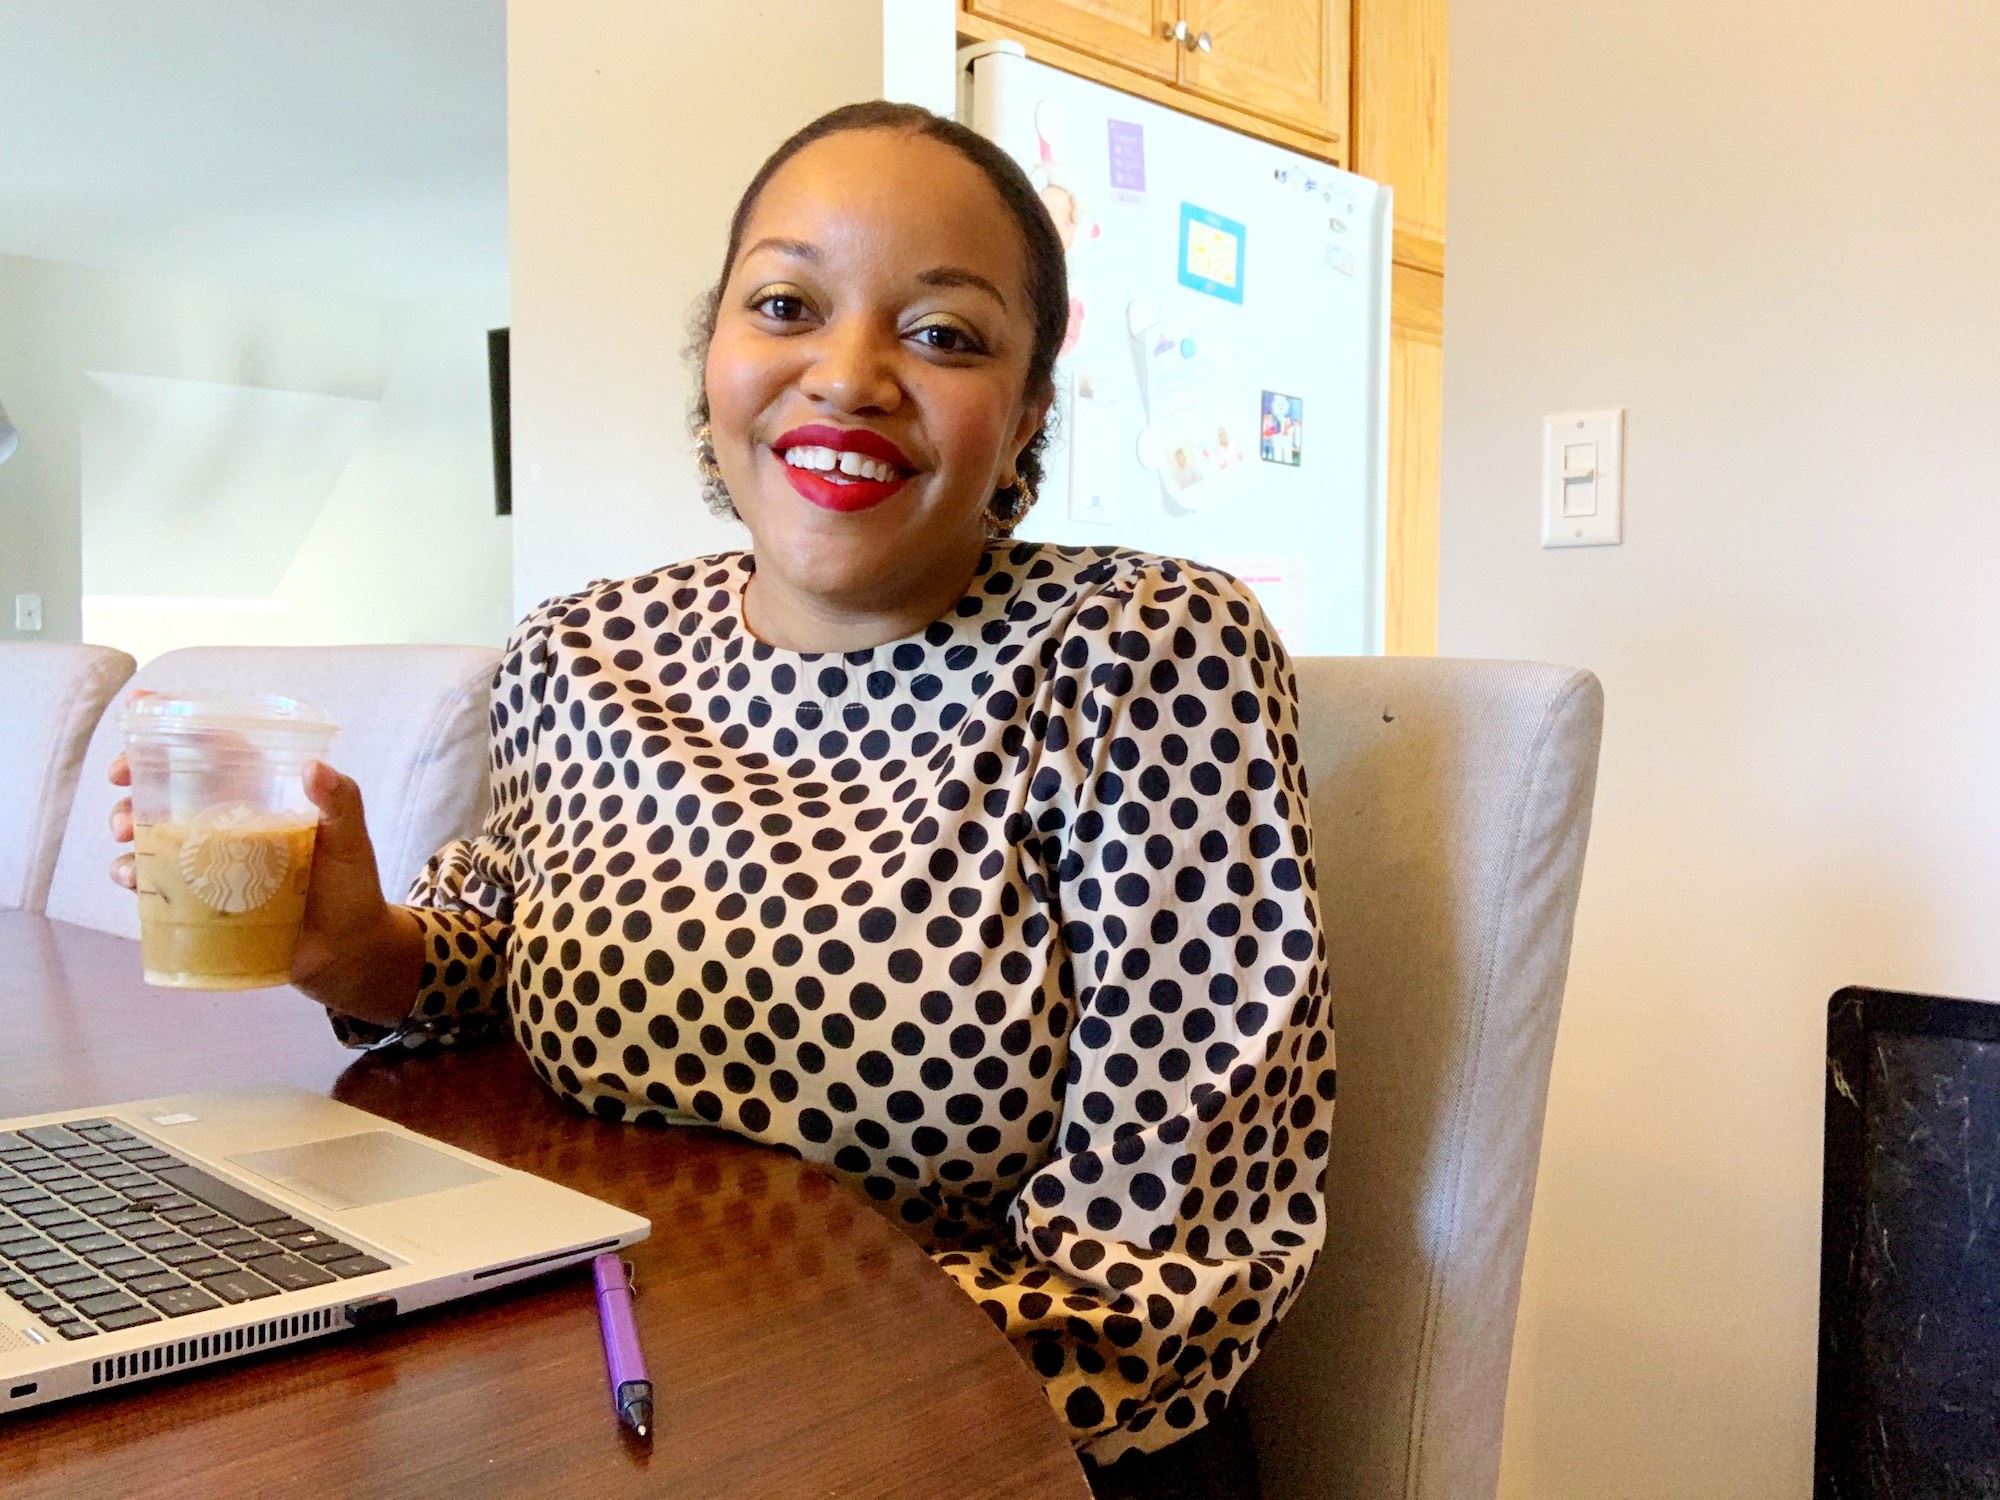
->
xmin=915 ymin=267 xmax=1009 ymax=310
xmin=740 ymin=238 xmax=1009 ymax=310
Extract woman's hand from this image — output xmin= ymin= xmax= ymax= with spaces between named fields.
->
xmin=107 ymin=755 xmax=424 ymax=1026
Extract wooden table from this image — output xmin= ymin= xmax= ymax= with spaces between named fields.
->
xmin=0 ymin=912 xmax=1091 ymax=1500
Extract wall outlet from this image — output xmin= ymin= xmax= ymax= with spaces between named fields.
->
xmin=14 ymin=593 xmax=43 ymax=631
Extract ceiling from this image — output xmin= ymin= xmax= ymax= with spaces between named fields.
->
xmin=0 ymin=0 xmax=506 ymax=305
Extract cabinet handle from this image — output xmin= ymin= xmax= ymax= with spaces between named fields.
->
xmin=1163 ymin=19 xmax=1191 ymax=43
xmin=1190 ymin=29 xmax=1213 ymax=52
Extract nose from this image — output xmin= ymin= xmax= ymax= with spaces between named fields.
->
xmin=797 ymin=314 xmax=902 ymax=415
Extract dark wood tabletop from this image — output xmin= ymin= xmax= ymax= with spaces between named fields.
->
xmin=0 ymin=911 xmax=1091 ymax=1500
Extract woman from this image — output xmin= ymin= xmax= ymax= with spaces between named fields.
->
xmin=111 ymin=102 xmax=1333 ymax=1495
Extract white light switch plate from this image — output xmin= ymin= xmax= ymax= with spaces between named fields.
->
xmin=1542 ymin=409 xmax=1623 ymax=547
xmin=13 ymin=593 xmax=42 ymax=631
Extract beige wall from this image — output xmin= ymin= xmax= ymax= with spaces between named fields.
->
xmin=1441 ymin=1 xmax=2000 ymax=1494
xmin=0 ymin=253 xmax=511 ymax=655
xmin=506 ymin=0 xmax=956 ymax=615
xmin=0 ymin=253 xmax=382 ymax=641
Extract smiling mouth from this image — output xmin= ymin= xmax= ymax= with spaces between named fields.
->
xmin=771 ymin=426 xmax=916 ymax=513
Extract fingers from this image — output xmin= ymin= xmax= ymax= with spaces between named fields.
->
xmin=108 ymin=752 xmax=131 ymax=787
xmin=303 ymin=759 xmax=366 ymax=830
xmin=110 ymin=853 xmax=137 ymax=891
xmin=108 ymin=797 xmax=134 ymax=845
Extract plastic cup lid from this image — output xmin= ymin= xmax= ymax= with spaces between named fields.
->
xmin=120 ymin=692 xmax=339 ymax=739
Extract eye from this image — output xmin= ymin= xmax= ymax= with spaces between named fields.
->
xmin=753 ymin=291 xmax=810 ymax=322
xmin=909 ymin=320 xmax=985 ymax=355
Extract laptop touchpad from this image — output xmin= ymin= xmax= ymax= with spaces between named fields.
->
xmin=231 ymin=1131 xmax=496 ymax=1210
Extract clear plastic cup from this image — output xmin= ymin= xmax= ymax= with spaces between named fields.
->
xmin=121 ymin=694 xmax=339 ymax=990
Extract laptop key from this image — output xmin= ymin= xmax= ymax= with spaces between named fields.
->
xmin=98 ymin=1210 xmax=157 ymax=1229
xmin=157 ymin=1244 xmax=215 ymax=1266
xmin=126 ymin=1270 xmax=188 ymax=1296
xmin=254 ymin=1255 xmax=337 ymax=1291
xmin=55 ymin=1321 xmax=100 ymax=1339
xmin=203 ymin=1269 xmax=279 ymax=1303
xmin=161 ymin=1206 xmax=215 ymax=1224
xmin=269 ymin=1230 xmax=342 ymax=1253
xmin=323 ymin=1255 xmax=392 ymax=1279
xmin=151 ymin=1166 xmax=292 ymax=1226
xmin=16 ymin=1250 xmax=75 ymax=1273
xmin=176 ymin=1215 xmax=235 ymax=1237
xmin=107 ymin=1259 xmax=169 ymax=1284
xmin=19 ymin=1291 xmax=60 ymax=1312
xmin=177 ymin=1257 xmax=242 ymax=1281
xmin=37 ymin=1268 xmax=103 ymax=1293
xmin=95 ymin=1305 xmax=161 ymax=1331
xmin=73 ymin=1290 xmax=139 ymax=1317
xmin=298 ymin=1241 xmax=364 ymax=1265
xmin=259 ymin=1218 xmax=315 ymax=1238
xmin=47 ymin=1221 xmax=104 ymax=1243
xmin=38 ymin=1304 xmax=81 ymax=1324
xmin=65 ymin=1233 xmax=123 ymax=1255
xmin=200 ymin=1227 xmax=260 ymax=1250
xmin=149 ymin=1284 xmax=223 ymax=1317
xmin=56 ymin=1277 xmax=118 ymax=1303
xmin=83 ymin=1244 xmax=146 ymax=1268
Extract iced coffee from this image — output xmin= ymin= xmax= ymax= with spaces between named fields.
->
xmin=122 ymin=694 xmax=338 ymax=991
xmin=133 ymin=809 xmax=319 ymax=989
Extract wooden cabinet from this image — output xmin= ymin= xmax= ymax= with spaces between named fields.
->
xmin=965 ymin=0 xmax=1179 ymax=81
xmin=958 ymin=0 xmax=1446 ymax=653
xmin=1180 ymin=0 xmax=1346 ymax=146
xmin=962 ymin=0 xmax=1347 ymax=157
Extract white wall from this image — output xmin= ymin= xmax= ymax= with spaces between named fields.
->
xmin=507 ymin=0 xmax=956 ymax=614
xmin=1441 ymin=2 xmax=2000 ymax=1495
xmin=0 ymin=252 xmax=511 ymax=655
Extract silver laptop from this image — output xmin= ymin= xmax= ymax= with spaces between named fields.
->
xmin=0 ymin=1085 xmax=649 ymax=1413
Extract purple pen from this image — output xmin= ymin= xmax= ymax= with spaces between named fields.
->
xmin=593 ymin=1252 xmax=654 ymax=1439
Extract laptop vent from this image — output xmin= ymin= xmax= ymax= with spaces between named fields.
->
xmin=89 ymin=1307 xmax=341 ymax=1388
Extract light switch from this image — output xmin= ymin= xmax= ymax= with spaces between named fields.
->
xmin=1542 ymin=410 xmax=1623 ymax=547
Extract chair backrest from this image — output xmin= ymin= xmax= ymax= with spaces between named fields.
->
xmin=0 ymin=643 xmax=138 ymax=913
xmin=1242 ymin=657 xmax=1603 ymax=1500
xmin=46 ymin=644 xmax=499 ymax=937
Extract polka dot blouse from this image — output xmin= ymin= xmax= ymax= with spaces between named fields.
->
xmin=333 ymin=541 xmax=1336 ymax=1462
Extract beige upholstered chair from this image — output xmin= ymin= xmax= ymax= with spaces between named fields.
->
xmin=1242 ymin=658 xmax=1604 ymax=1500
xmin=46 ymin=644 xmax=500 ymax=937
xmin=0 ymin=643 xmax=138 ymax=913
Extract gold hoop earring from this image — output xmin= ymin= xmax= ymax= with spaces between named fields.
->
xmin=693 ymin=422 xmax=723 ymax=485
xmin=990 ymin=475 xmax=1036 ymax=537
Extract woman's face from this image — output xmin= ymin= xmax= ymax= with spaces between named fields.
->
xmin=705 ymin=129 xmax=1048 ymax=633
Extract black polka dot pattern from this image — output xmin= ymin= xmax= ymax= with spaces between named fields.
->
xmin=330 ymin=541 xmax=1335 ymax=1464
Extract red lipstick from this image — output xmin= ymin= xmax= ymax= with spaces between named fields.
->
xmin=772 ymin=424 xmax=914 ymax=513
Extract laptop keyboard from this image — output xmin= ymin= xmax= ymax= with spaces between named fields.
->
xmin=0 ymin=1118 xmax=391 ymax=1342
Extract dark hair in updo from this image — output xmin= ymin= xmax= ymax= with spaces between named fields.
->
xmin=686 ymin=101 xmax=1068 ymax=533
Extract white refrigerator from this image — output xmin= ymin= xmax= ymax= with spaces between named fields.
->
xmin=961 ymin=44 xmax=1392 ymax=656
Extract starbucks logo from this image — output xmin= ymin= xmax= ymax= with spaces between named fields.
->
xmin=179 ymin=808 xmax=291 ymax=914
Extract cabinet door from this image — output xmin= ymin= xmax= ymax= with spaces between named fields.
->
xmin=1177 ymin=0 xmax=1347 ymax=144
xmin=965 ymin=0 xmax=1180 ymax=81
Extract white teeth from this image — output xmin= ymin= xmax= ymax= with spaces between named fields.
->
xmin=779 ymin=445 xmax=900 ymax=483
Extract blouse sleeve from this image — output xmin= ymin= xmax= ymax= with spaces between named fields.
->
xmin=328 ymin=604 xmax=557 ymax=1049
xmin=928 ymin=562 xmax=1336 ymax=1463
